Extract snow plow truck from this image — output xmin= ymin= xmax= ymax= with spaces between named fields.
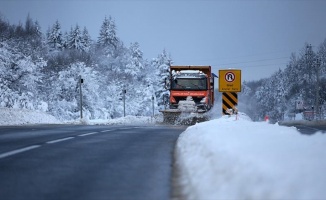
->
xmin=160 ymin=66 xmax=217 ymax=124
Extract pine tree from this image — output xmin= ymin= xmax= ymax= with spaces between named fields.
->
xmin=152 ymin=49 xmax=172 ymax=108
xmin=0 ymin=16 xmax=10 ymax=41
xmin=25 ymin=13 xmax=34 ymax=36
xmin=82 ymin=26 xmax=91 ymax=52
xmin=47 ymin=20 xmax=62 ymax=49
xmin=97 ymin=16 xmax=118 ymax=49
xmin=125 ymin=42 xmax=144 ymax=76
xmin=15 ymin=22 xmax=24 ymax=38
xmin=33 ymin=20 xmax=42 ymax=38
xmin=68 ymin=24 xmax=83 ymax=50
xmin=317 ymin=39 xmax=326 ymax=108
xmin=61 ymin=31 xmax=69 ymax=49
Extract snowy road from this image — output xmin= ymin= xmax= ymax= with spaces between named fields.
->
xmin=0 ymin=125 xmax=185 ymax=200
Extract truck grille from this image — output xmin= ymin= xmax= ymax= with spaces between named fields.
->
xmin=174 ymin=96 xmax=204 ymax=104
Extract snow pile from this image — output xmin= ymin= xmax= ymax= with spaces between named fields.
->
xmin=295 ymin=112 xmax=304 ymax=120
xmin=176 ymin=113 xmax=326 ymax=200
xmin=0 ymin=108 xmax=61 ymax=125
xmin=79 ymin=115 xmax=154 ymax=125
xmin=0 ymin=107 xmax=155 ymax=126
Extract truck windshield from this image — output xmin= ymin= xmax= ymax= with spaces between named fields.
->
xmin=171 ymin=78 xmax=207 ymax=90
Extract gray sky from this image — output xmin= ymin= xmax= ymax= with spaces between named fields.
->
xmin=1 ymin=0 xmax=326 ymax=81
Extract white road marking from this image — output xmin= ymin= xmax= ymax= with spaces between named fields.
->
xmin=0 ymin=128 xmax=119 ymax=159
xmin=0 ymin=128 xmax=128 ymax=159
xmin=78 ymin=132 xmax=98 ymax=137
xmin=100 ymin=130 xmax=113 ymax=133
xmin=46 ymin=137 xmax=74 ymax=144
xmin=0 ymin=145 xmax=41 ymax=159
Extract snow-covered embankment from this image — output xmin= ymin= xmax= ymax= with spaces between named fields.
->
xmin=175 ymin=113 xmax=326 ymax=200
xmin=0 ymin=108 xmax=61 ymax=125
xmin=0 ymin=108 xmax=154 ymax=126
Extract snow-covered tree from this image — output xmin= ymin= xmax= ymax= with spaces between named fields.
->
xmin=0 ymin=12 xmax=179 ymax=121
xmin=125 ymin=42 xmax=144 ymax=76
xmin=47 ymin=20 xmax=63 ymax=49
xmin=0 ymin=16 xmax=11 ymax=41
xmin=46 ymin=62 xmax=106 ymax=120
xmin=317 ymin=39 xmax=326 ymax=109
xmin=238 ymin=80 xmax=262 ymax=121
xmin=150 ymin=49 xmax=172 ymax=108
xmin=0 ymin=41 xmax=46 ymax=110
xmin=97 ymin=16 xmax=119 ymax=49
xmin=15 ymin=22 xmax=24 ymax=38
xmin=33 ymin=21 xmax=42 ymax=37
xmin=61 ymin=31 xmax=69 ymax=49
xmin=254 ymin=69 xmax=288 ymax=121
xmin=82 ymin=26 xmax=91 ymax=52
xmin=24 ymin=13 xmax=40 ymax=37
xmin=68 ymin=24 xmax=83 ymax=50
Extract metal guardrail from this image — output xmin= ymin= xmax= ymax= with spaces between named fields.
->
xmin=303 ymin=111 xmax=325 ymax=121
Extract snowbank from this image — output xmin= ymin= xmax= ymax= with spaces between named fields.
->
xmin=176 ymin=113 xmax=326 ymax=200
xmin=0 ymin=108 xmax=61 ymax=125
xmin=0 ymin=108 xmax=155 ymax=126
xmin=77 ymin=115 xmax=155 ymax=125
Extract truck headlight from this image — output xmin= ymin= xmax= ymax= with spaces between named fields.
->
xmin=170 ymin=96 xmax=176 ymax=103
xmin=200 ymin=97 xmax=207 ymax=103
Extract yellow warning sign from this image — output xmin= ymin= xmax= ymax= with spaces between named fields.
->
xmin=222 ymin=92 xmax=238 ymax=115
xmin=219 ymin=69 xmax=241 ymax=92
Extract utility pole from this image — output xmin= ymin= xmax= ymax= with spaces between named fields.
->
xmin=79 ymin=76 xmax=83 ymax=119
xmin=316 ymin=58 xmax=321 ymax=120
xmin=306 ymin=44 xmax=321 ymax=120
xmin=123 ymin=89 xmax=126 ymax=117
xmin=306 ymin=44 xmax=313 ymax=81
xmin=152 ymin=95 xmax=155 ymax=118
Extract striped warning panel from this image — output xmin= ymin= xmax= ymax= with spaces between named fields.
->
xmin=222 ymin=92 xmax=238 ymax=115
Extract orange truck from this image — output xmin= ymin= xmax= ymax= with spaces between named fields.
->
xmin=161 ymin=66 xmax=217 ymax=124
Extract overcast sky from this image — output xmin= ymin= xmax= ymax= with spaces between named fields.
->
xmin=1 ymin=0 xmax=326 ymax=81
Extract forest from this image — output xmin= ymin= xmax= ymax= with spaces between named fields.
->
xmin=239 ymin=42 xmax=326 ymax=121
xmin=0 ymin=14 xmax=325 ymax=121
xmin=0 ymin=14 xmax=171 ymax=120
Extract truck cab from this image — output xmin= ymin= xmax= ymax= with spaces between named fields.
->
xmin=168 ymin=66 xmax=215 ymax=112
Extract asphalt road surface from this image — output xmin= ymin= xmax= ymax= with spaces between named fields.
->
xmin=0 ymin=125 xmax=186 ymax=200
xmin=293 ymin=124 xmax=326 ymax=135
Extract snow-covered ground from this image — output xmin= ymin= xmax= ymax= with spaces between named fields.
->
xmin=176 ymin=113 xmax=326 ymax=200
xmin=0 ymin=108 xmax=153 ymax=126
xmin=1 ymin=108 xmax=326 ymax=199
xmin=0 ymin=108 xmax=61 ymax=125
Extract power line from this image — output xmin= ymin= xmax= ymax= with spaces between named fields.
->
xmin=212 ymin=62 xmax=288 ymax=69
xmin=240 ymin=62 xmax=288 ymax=68
xmin=212 ymin=57 xmax=289 ymax=67
xmin=179 ymin=50 xmax=293 ymax=63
